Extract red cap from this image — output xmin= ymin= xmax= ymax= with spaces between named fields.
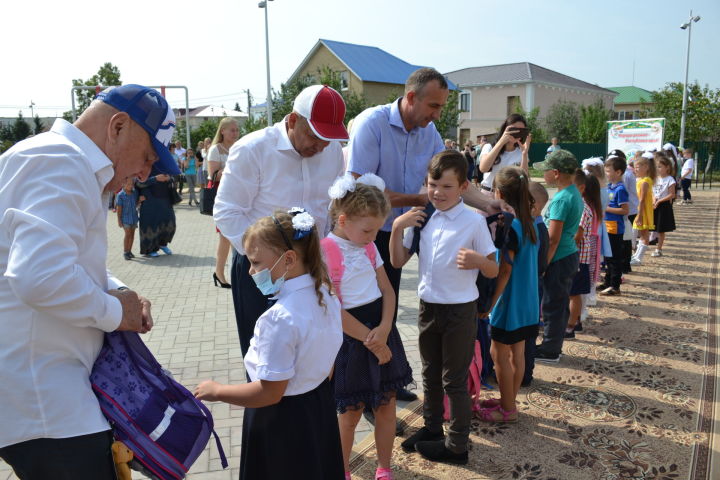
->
xmin=293 ymin=85 xmax=349 ymax=141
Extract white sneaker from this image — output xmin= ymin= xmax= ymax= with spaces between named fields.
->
xmin=630 ymin=257 xmax=642 ymax=266
xmin=651 ymin=250 xmax=663 ymax=257
xmin=678 ymin=200 xmax=686 ymax=205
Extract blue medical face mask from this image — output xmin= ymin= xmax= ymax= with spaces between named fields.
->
xmin=251 ymin=252 xmax=288 ymax=296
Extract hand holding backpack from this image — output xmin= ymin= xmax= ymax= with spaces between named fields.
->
xmin=91 ymin=331 xmax=227 ymax=480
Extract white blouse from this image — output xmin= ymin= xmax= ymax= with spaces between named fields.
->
xmin=326 ymin=233 xmax=384 ymax=309
xmin=653 ymin=175 xmax=676 ymax=199
xmin=481 ymin=147 xmax=522 ymax=189
xmin=243 ymin=274 xmax=342 ymax=396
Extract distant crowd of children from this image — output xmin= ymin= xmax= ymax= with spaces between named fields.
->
xmin=185 ymin=142 xmax=694 ymax=478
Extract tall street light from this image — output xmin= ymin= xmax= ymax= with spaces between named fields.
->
xmin=259 ymin=0 xmax=274 ymax=127
xmin=679 ymin=10 xmax=700 ymax=149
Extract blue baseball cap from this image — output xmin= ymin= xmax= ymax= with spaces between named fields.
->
xmin=96 ymin=84 xmax=180 ymax=175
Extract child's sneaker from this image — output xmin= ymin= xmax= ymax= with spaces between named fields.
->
xmin=651 ymin=250 xmax=663 ymax=257
xmin=535 ymin=351 xmax=561 ymax=363
xmin=599 ymin=287 xmax=621 ymax=296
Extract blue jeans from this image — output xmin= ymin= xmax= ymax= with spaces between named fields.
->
xmin=538 ymin=252 xmax=579 ymax=357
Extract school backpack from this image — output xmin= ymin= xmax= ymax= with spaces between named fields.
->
xmin=321 ymin=237 xmax=377 ymax=302
xmin=90 ymin=331 xmax=228 ymax=480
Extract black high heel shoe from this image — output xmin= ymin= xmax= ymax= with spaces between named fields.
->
xmin=213 ymin=272 xmax=231 ymax=288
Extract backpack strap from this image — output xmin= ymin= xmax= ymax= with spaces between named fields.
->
xmin=408 ymin=202 xmax=436 ymax=255
xmin=320 ymin=237 xmax=344 ymax=303
xmin=364 ymin=243 xmax=377 ymax=269
xmin=486 ymin=211 xmax=515 ymax=265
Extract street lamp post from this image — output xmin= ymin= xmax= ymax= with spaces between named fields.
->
xmin=259 ymin=0 xmax=274 ymax=127
xmin=679 ymin=10 xmax=700 ymax=149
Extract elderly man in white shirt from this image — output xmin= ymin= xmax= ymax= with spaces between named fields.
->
xmin=214 ymin=85 xmax=348 ymax=357
xmin=0 ymin=84 xmax=179 ymax=479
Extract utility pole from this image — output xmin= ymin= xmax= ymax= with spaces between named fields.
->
xmin=679 ymin=10 xmax=701 ymax=149
xmin=245 ymin=89 xmax=252 ymax=119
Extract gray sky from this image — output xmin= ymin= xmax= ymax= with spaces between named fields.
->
xmin=3 ymin=0 xmax=718 ymax=118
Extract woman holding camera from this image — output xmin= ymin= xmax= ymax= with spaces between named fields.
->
xmin=478 ymin=113 xmax=532 ymax=194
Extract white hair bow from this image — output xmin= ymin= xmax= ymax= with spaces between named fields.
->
xmin=328 ymin=173 xmax=386 ymax=200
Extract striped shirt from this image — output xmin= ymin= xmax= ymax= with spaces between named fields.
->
xmin=578 ymin=202 xmax=596 ymax=265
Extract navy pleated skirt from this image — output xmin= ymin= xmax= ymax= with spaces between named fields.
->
xmin=333 ymin=298 xmax=413 ymax=413
xmin=239 ymin=379 xmax=343 ymax=479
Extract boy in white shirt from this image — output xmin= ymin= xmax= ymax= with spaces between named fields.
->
xmin=679 ymin=148 xmax=694 ymax=204
xmin=389 ymin=150 xmax=498 ymax=464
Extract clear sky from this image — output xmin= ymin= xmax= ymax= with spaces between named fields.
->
xmin=3 ymin=0 xmax=718 ymax=118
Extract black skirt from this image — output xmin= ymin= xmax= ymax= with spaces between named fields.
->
xmin=652 ymin=202 xmax=676 ymax=233
xmin=333 ymin=298 xmax=413 ymax=413
xmin=239 ymin=379 xmax=344 ymax=479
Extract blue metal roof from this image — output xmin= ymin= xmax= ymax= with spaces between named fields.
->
xmin=319 ymin=39 xmax=455 ymax=89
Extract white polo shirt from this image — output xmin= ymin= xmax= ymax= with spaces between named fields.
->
xmin=403 ymin=200 xmax=495 ymax=304
xmin=244 ymin=274 xmax=342 ymax=396
xmin=0 ymin=119 xmax=124 ymax=447
xmin=214 ymin=118 xmax=345 ymax=254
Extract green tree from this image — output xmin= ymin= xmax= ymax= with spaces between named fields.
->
xmin=234 ymin=102 xmax=241 ymax=112
xmin=175 ymin=118 xmax=220 ymax=149
xmin=434 ymin=89 xmax=461 ymax=139
xmin=64 ymin=62 xmax=122 ymax=120
xmin=578 ymin=100 xmax=612 ymax=143
xmin=241 ymin=114 xmax=267 ymax=136
xmin=650 ymin=81 xmax=720 ymax=148
xmin=12 ymin=112 xmax=31 ymax=142
xmin=544 ymin=100 xmax=580 ymax=142
xmin=0 ymin=122 xmax=14 ymax=153
xmin=33 ymin=115 xmax=44 ymax=135
xmin=514 ymin=104 xmax=546 ymax=142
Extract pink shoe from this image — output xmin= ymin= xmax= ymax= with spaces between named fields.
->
xmin=479 ymin=398 xmax=501 ymax=408
xmin=476 ymin=406 xmax=518 ymax=423
xmin=345 ymin=472 xmax=351 ymax=480
xmin=375 ymin=467 xmax=393 ymax=479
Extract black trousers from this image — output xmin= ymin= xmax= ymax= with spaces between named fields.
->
xmin=231 ymin=252 xmax=271 ymax=357
xmin=0 ymin=431 xmax=117 ymax=480
xmin=604 ymin=233 xmax=624 ymax=289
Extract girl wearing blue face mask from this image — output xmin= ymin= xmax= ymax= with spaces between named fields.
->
xmin=195 ymin=209 xmax=345 ymax=479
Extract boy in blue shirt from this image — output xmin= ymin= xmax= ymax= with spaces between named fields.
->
xmin=531 ymin=150 xmax=583 ymax=363
xmin=116 ymin=178 xmax=140 ymax=260
xmin=390 ymin=151 xmax=498 ymax=464
xmin=599 ymin=156 xmax=629 ymax=295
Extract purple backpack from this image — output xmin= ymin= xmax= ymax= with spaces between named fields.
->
xmin=90 ymin=331 xmax=227 ymax=479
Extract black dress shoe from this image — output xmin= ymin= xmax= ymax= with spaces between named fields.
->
xmin=415 ymin=440 xmax=468 ymax=465
xmin=401 ymin=427 xmax=444 ymax=452
xmin=396 ymin=388 xmax=418 ymax=402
